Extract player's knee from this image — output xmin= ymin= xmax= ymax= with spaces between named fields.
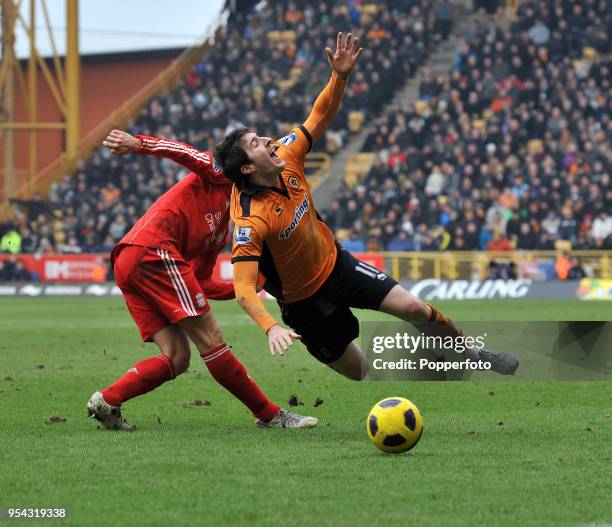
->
xmin=343 ymin=369 xmax=367 ymax=381
xmin=160 ymin=346 xmax=190 ymax=376
xmin=331 ymin=348 xmax=368 ymax=381
xmin=196 ymin=324 xmax=225 ymax=351
xmin=399 ymin=296 xmax=430 ymax=321
xmin=172 ymin=353 xmax=191 ymax=375
xmin=354 ymin=359 xmax=369 ymax=381
xmin=339 ymin=362 xmax=368 ymax=381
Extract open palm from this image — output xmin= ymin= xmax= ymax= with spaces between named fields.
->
xmin=326 ymin=32 xmax=363 ymax=79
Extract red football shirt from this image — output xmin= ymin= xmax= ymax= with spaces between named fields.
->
xmin=114 ymin=135 xmax=233 ymax=285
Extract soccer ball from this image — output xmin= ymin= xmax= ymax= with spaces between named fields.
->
xmin=367 ymin=397 xmax=424 ymax=454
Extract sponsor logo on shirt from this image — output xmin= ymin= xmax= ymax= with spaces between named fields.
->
xmin=205 ymin=211 xmax=222 ymax=232
xmin=234 ymin=226 xmax=252 ymax=244
xmin=279 ymin=132 xmax=297 ymax=146
xmin=280 ymin=194 xmax=309 ymax=240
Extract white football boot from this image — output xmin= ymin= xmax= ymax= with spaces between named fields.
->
xmin=256 ymin=409 xmax=318 ymax=429
xmin=87 ymin=391 xmax=133 ymax=431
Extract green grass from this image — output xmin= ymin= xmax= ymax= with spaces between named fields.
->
xmin=0 ymin=298 xmax=611 ymax=527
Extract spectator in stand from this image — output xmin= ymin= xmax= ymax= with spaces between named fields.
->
xmin=387 ymin=230 xmax=414 ymax=251
xmin=0 ymin=256 xmax=32 ymax=281
xmin=59 ymin=235 xmax=83 ymax=254
xmin=592 ymin=211 xmax=612 ymax=243
xmin=567 ymin=257 xmax=587 ymax=280
xmin=515 ymin=222 xmax=538 ymax=250
xmin=506 ymin=262 xmax=518 ymax=279
xmin=487 ymin=230 xmax=512 ymax=252
xmin=0 ymin=226 xmax=21 ymax=254
xmin=487 ymin=260 xmax=499 ymax=279
xmin=342 ymin=230 xmax=366 ymax=253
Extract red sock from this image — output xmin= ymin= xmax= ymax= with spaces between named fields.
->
xmin=101 ymin=354 xmax=175 ymax=407
xmin=201 ymin=344 xmax=280 ymax=422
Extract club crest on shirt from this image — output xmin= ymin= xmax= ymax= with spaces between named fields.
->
xmin=279 ymin=132 xmax=296 ymax=146
xmin=234 ymin=226 xmax=252 ymax=244
xmin=195 ymin=293 xmax=206 ymax=307
xmin=288 ymin=176 xmax=299 ymax=189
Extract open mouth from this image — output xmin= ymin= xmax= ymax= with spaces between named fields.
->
xmin=270 ymin=146 xmax=279 ymax=160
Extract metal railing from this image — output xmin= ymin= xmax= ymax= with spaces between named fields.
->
xmin=381 ymin=251 xmax=611 ymax=281
xmin=304 ymin=152 xmax=331 ymax=189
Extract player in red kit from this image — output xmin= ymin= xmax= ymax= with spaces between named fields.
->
xmin=87 ymin=129 xmax=317 ymax=430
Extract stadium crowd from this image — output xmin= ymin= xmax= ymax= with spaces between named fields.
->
xmin=7 ymin=0 xmax=448 ymax=256
xmin=3 ymin=0 xmax=611 ymax=272
xmin=323 ymin=0 xmax=612 ymax=251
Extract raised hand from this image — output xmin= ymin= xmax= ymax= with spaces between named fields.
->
xmin=325 ymin=32 xmax=363 ymax=79
xmin=102 ymin=129 xmax=142 ymax=156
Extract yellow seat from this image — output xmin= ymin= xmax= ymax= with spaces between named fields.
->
xmin=344 ymin=153 xmax=375 ymax=187
xmin=528 ymin=139 xmax=543 ymax=154
xmin=278 ymin=79 xmax=295 ymax=91
xmin=348 ymin=111 xmax=365 ymax=133
xmin=555 ymin=240 xmax=572 ymax=252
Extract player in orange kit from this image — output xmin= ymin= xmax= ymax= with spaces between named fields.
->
xmin=215 ymin=32 xmax=519 ymax=378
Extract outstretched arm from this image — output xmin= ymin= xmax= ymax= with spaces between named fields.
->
xmin=303 ymin=32 xmax=363 ymax=142
xmin=102 ymin=129 xmax=213 ymax=177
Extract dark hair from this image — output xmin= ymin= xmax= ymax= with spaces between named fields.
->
xmin=214 ymin=127 xmax=252 ymax=188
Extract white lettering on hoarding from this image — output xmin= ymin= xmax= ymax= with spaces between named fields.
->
xmin=409 ymin=280 xmax=532 ymax=300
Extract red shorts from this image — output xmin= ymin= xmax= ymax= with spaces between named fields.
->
xmin=113 ymin=245 xmax=210 ymax=341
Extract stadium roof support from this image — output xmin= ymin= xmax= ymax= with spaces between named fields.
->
xmin=0 ymin=0 xmax=79 ymax=201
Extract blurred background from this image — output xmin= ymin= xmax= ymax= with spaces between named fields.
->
xmin=0 ymin=0 xmax=610 ymax=301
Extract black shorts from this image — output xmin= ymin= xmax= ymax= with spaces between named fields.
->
xmin=278 ymin=243 xmax=397 ymax=364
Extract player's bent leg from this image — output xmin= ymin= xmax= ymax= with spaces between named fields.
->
xmin=89 ymin=326 xmax=182 ymax=430
xmin=329 ymin=341 xmax=369 ymax=381
xmin=378 ymin=285 xmax=519 ymax=375
xmin=178 ymin=312 xmax=318 ymax=428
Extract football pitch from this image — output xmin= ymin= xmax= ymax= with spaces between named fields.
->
xmin=1 ymin=298 xmax=611 ymax=527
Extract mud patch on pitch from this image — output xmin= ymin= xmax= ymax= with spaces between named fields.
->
xmin=47 ymin=415 xmax=67 ymax=424
xmin=182 ymin=400 xmax=212 ymax=408
xmin=288 ymin=394 xmax=303 ymax=407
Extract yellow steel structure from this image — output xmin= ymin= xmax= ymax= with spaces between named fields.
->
xmin=0 ymin=0 xmax=79 ymax=201
xmin=65 ymin=0 xmax=79 ymax=158
xmin=4 ymin=7 xmax=225 ymax=205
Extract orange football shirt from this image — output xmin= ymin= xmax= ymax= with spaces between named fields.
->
xmin=230 ymin=126 xmax=336 ymax=303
